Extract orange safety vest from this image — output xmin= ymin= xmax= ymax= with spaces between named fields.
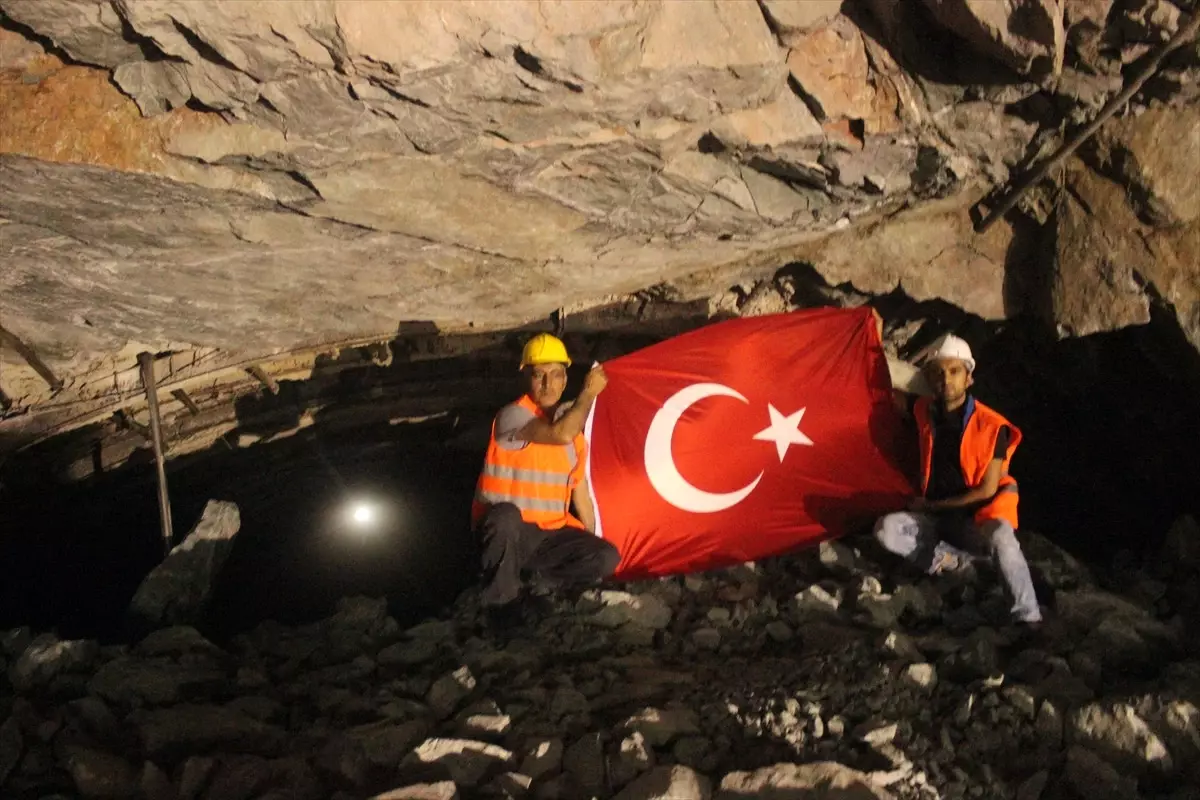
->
xmin=915 ymin=395 xmax=1022 ymax=529
xmin=472 ymin=395 xmax=588 ymax=531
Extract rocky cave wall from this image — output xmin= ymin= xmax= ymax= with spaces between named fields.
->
xmin=0 ymin=0 xmax=1199 ymax=466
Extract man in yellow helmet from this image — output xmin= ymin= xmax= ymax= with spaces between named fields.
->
xmin=472 ymin=333 xmax=620 ymax=609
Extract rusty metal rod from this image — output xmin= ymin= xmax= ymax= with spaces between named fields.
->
xmin=171 ymin=388 xmax=201 ymax=415
xmin=974 ymin=10 xmax=1200 ymax=234
xmin=0 ymin=324 xmax=63 ymax=392
xmin=138 ymin=352 xmax=174 ymax=555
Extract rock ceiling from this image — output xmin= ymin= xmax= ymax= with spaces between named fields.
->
xmin=0 ymin=0 xmax=1198 ymax=469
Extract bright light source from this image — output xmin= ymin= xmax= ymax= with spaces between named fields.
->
xmin=337 ymin=496 xmax=396 ymax=538
xmin=351 ymin=503 xmax=376 ymax=526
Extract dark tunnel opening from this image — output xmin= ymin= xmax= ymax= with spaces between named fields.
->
xmin=0 ymin=421 xmax=487 ymax=643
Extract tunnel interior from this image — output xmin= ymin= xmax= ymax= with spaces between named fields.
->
xmin=0 ymin=421 xmax=483 ymax=642
xmin=2 ymin=282 xmax=1200 ymax=644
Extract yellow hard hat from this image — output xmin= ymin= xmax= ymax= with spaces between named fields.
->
xmin=520 ymin=333 xmax=571 ymax=369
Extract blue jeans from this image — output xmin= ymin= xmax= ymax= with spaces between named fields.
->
xmin=874 ymin=511 xmax=1042 ymax=623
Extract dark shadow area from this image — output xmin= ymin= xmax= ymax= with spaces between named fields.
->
xmin=0 ymin=462 xmax=167 ymax=640
xmin=195 ymin=424 xmax=483 ymax=642
xmin=979 ymin=305 xmax=1200 ymax=562
xmin=0 ymin=418 xmax=484 ymax=644
xmin=843 ymin=0 xmax=1029 ymax=89
xmin=1000 ymin=204 xmax=1054 ymax=321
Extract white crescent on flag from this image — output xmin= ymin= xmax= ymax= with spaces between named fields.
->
xmin=642 ymin=383 xmax=763 ymax=515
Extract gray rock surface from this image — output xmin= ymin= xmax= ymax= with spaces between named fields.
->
xmin=61 ymin=746 xmax=137 ymax=799
xmin=1070 ymin=702 xmax=1174 ymax=776
xmin=126 ymin=501 xmax=242 ymax=631
xmin=586 ymin=591 xmax=674 ymax=631
xmin=402 ymin=738 xmax=513 ymax=787
xmin=1065 ymin=746 xmax=1140 ymax=800
xmin=372 ymin=780 xmax=459 ymax=800
xmin=615 ymin=764 xmax=711 ymax=800
xmin=717 ymin=761 xmax=893 ymax=799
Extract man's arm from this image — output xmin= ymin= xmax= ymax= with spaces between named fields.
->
xmin=518 ymin=365 xmax=607 ymax=445
xmin=572 ymin=475 xmax=597 ymax=533
xmin=912 ymin=458 xmax=1004 ymax=511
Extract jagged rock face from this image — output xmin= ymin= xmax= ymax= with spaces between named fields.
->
xmin=0 ymin=0 xmax=1000 ymax=365
xmin=0 ymin=0 xmax=1198 ymax=450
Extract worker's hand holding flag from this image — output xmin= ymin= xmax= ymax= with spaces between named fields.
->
xmin=583 ymin=307 xmax=914 ymax=579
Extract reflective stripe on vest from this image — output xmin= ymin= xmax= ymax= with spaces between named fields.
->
xmin=474 ymin=491 xmax=568 ymax=514
xmin=472 ymin=394 xmax=587 ymax=530
xmin=479 ymin=460 xmax=577 ymax=486
xmin=915 ymin=395 xmax=1023 ymax=528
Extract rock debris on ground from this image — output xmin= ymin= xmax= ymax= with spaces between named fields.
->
xmin=3 ymin=518 xmax=1200 ymax=800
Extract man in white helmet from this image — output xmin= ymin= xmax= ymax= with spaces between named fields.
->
xmin=875 ymin=333 xmax=1043 ymax=625
xmin=472 ymin=333 xmax=620 ymax=611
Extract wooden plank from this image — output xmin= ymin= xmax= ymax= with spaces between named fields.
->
xmin=247 ymin=364 xmax=280 ymax=395
xmin=171 ymin=388 xmax=201 ymax=415
xmin=0 ymin=324 xmax=63 ymax=392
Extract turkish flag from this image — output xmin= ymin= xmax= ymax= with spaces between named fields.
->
xmin=584 ymin=307 xmax=914 ymax=579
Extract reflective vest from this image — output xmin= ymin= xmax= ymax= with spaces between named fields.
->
xmin=472 ymin=395 xmax=587 ymax=530
xmin=915 ymin=395 xmax=1021 ymax=528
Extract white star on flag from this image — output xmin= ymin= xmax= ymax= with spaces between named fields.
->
xmin=753 ymin=404 xmax=814 ymax=462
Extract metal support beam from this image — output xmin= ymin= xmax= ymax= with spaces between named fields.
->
xmin=0 ymin=324 xmax=63 ymax=392
xmin=553 ymin=307 xmax=567 ymax=338
xmin=171 ymin=388 xmax=201 ymax=415
xmin=247 ymin=364 xmax=279 ymax=395
xmin=973 ymin=10 xmax=1200 ymax=233
xmin=138 ymin=352 xmax=174 ymax=556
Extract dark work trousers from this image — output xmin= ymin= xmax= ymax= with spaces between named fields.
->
xmin=478 ymin=503 xmax=621 ymax=607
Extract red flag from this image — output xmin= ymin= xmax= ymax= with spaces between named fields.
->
xmin=584 ymin=307 xmax=914 ymax=579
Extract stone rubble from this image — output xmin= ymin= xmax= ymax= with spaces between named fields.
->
xmin=3 ymin=520 xmax=1200 ymax=799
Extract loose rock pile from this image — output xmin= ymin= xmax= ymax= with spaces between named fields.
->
xmin=3 ymin=526 xmax=1198 ymax=800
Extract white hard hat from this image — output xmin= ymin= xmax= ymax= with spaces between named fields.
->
xmin=919 ymin=333 xmax=975 ymax=374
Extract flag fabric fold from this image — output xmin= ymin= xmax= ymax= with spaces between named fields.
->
xmin=584 ymin=307 xmax=914 ymax=579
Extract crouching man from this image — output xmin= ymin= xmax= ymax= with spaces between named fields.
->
xmin=472 ymin=333 xmax=621 ymax=609
xmin=875 ymin=334 xmax=1042 ymax=625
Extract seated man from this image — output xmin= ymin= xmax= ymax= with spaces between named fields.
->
xmin=472 ymin=333 xmax=621 ymax=609
xmin=875 ymin=333 xmax=1042 ymax=625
